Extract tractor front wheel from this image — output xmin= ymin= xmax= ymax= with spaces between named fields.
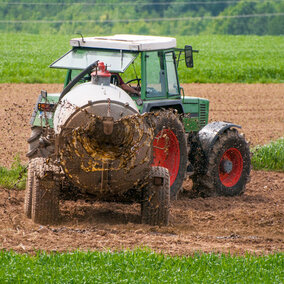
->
xmin=192 ymin=129 xmax=250 ymax=197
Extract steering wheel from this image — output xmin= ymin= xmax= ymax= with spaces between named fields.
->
xmin=126 ymin=78 xmax=141 ymax=89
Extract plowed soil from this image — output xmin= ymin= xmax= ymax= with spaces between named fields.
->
xmin=0 ymin=83 xmax=283 ymax=255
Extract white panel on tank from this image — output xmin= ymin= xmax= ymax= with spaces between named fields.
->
xmin=53 ymin=82 xmax=139 ymax=134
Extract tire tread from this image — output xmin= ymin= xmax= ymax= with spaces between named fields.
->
xmin=31 ymin=158 xmax=60 ymax=225
xmin=192 ymin=129 xmax=251 ymax=197
xmin=141 ymin=166 xmax=170 ymax=226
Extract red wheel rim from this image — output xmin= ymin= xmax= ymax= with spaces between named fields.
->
xmin=219 ymin=148 xmax=243 ymax=187
xmin=152 ymin=129 xmax=180 ymax=187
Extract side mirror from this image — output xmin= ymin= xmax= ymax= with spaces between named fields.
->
xmin=185 ymin=45 xmax=194 ymax=68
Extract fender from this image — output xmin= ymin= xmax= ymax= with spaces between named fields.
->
xmin=198 ymin=121 xmax=241 ymax=157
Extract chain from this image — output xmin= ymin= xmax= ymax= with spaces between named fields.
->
xmin=107 ymin=98 xmax=111 ymax=117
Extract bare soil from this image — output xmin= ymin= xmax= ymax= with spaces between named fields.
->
xmin=0 ymin=83 xmax=283 ymax=255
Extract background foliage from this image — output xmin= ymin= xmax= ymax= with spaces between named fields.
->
xmin=0 ymin=0 xmax=283 ymax=35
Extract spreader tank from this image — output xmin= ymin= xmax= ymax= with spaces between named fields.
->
xmin=53 ymin=63 xmax=153 ymax=196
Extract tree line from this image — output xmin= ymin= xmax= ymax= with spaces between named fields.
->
xmin=0 ymin=0 xmax=283 ymax=35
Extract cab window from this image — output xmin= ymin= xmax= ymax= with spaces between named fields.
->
xmin=165 ymin=52 xmax=179 ymax=96
xmin=145 ymin=51 xmax=166 ymax=98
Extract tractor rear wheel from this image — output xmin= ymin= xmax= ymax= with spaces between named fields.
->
xmin=141 ymin=166 xmax=170 ymax=226
xmin=192 ymin=128 xmax=250 ymax=197
xmin=24 ymin=161 xmax=34 ymax=218
xmin=31 ymin=158 xmax=60 ymax=225
xmin=151 ymin=111 xmax=187 ymax=200
xmin=25 ymin=127 xmax=57 ymax=222
xmin=26 ymin=126 xmax=54 ymax=159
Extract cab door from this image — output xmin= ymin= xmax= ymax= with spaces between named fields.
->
xmin=141 ymin=51 xmax=166 ymax=100
xmin=141 ymin=50 xmax=180 ymax=100
xmin=164 ymin=51 xmax=180 ymax=97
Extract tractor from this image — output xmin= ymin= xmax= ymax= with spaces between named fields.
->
xmin=24 ymin=35 xmax=251 ymax=226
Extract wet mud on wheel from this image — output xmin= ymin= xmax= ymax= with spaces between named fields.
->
xmin=25 ymin=158 xmax=60 ymax=225
xmin=151 ymin=111 xmax=187 ymax=200
xmin=141 ymin=166 xmax=170 ymax=226
xmin=24 ymin=162 xmax=34 ymax=218
xmin=192 ymin=128 xmax=251 ymax=197
xmin=26 ymin=126 xmax=54 ymax=159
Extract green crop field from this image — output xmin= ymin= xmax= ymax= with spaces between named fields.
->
xmin=0 ymin=33 xmax=283 ymax=84
xmin=252 ymin=138 xmax=284 ymax=171
xmin=0 ymin=250 xmax=283 ymax=283
xmin=0 ymin=33 xmax=283 ymax=282
xmin=0 ymin=156 xmax=27 ymax=190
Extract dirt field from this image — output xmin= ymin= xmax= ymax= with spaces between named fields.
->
xmin=0 ymin=83 xmax=283 ymax=255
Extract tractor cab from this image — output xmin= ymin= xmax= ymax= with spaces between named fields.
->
xmin=33 ymin=35 xmax=208 ymax=133
xmin=50 ymin=34 xmax=195 ymax=106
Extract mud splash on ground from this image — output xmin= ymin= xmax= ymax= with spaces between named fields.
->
xmin=0 ymin=83 xmax=283 ymax=255
xmin=0 ymin=170 xmax=283 ymax=255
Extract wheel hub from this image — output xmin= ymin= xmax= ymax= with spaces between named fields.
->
xmin=218 ymin=147 xmax=243 ymax=187
xmin=220 ymin=159 xmax=233 ymax=173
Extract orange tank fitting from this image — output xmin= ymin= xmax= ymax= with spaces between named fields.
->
xmin=91 ymin=61 xmax=111 ymax=77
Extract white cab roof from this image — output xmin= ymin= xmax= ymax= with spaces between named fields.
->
xmin=70 ymin=34 xmax=176 ymax=51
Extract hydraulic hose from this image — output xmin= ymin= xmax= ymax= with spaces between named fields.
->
xmin=59 ymin=60 xmax=99 ymax=101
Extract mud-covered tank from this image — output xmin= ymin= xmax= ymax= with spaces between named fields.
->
xmin=53 ymin=62 xmax=153 ymax=196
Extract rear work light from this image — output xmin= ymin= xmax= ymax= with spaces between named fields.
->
xmin=38 ymin=103 xmax=56 ymax=112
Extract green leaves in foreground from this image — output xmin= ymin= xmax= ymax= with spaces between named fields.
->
xmin=252 ymin=138 xmax=284 ymax=171
xmin=0 ymin=250 xmax=283 ymax=283
xmin=0 ymin=156 xmax=27 ymax=190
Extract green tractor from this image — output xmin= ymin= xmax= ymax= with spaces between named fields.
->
xmin=25 ymin=35 xmax=251 ymax=226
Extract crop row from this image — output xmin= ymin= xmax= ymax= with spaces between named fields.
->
xmin=0 ymin=250 xmax=283 ymax=283
xmin=252 ymin=138 xmax=284 ymax=171
xmin=0 ymin=33 xmax=283 ymax=83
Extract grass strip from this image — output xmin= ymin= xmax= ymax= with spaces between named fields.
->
xmin=0 ymin=33 xmax=283 ymax=83
xmin=0 ymin=250 xmax=283 ymax=283
xmin=0 ymin=157 xmax=27 ymax=190
xmin=252 ymin=138 xmax=284 ymax=171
